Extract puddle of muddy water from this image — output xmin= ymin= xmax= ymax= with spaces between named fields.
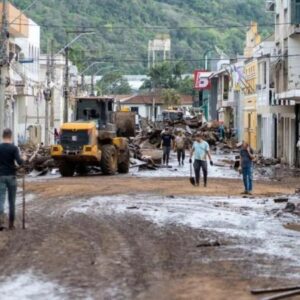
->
xmin=130 ymin=152 xmax=273 ymax=181
xmin=0 ymin=271 xmax=66 ymax=300
xmin=65 ymin=194 xmax=300 ymax=273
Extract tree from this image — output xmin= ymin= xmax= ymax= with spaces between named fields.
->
xmin=161 ymin=89 xmax=181 ymax=107
xmin=140 ymin=62 xmax=193 ymax=95
xmin=141 ymin=62 xmax=185 ymax=90
xmin=96 ymin=71 xmax=132 ymax=95
xmin=177 ymin=76 xmax=194 ymax=95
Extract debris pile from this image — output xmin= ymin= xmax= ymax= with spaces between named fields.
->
xmin=20 ymin=144 xmax=57 ymax=176
xmin=255 ymin=156 xmax=281 ymax=167
xmin=129 ymin=130 xmax=163 ymax=170
xmin=129 ymin=120 xmax=236 ymax=170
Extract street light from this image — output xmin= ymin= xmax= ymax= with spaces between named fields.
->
xmin=90 ymin=65 xmax=116 ymax=96
xmin=79 ymin=61 xmax=107 ymax=76
xmin=62 ymin=31 xmax=95 ymax=122
xmin=94 ymin=65 xmax=115 ymax=76
xmin=79 ymin=63 xmax=114 ymax=95
xmin=56 ymin=31 xmax=95 ymax=56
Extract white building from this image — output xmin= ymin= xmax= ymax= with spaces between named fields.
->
xmin=268 ymin=0 xmax=300 ymax=166
xmin=38 ymin=54 xmax=65 ymax=144
xmin=255 ymin=35 xmax=277 ymax=158
xmin=117 ymin=94 xmax=193 ymax=121
xmin=118 ymin=95 xmax=164 ymax=120
xmin=211 ymin=58 xmax=245 ymax=141
xmin=10 ymin=17 xmax=41 ymax=145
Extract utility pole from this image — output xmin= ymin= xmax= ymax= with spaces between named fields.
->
xmin=50 ymin=39 xmax=55 ymax=129
xmin=44 ymin=41 xmax=51 ymax=146
xmin=81 ymin=73 xmax=85 ymax=94
xmin=91 ymin=74 xmax=94 ymax=96
xmin=63 ymin=45 xmax=69 ymax=123
xmin=0 ymin=0 xmax=9 ymax=139
xmin=61 ymin=30 xmax=95 ymax=122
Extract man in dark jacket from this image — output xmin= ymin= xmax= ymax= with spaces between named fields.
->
xmin=160 ymin=127 xmax=175 ymax=166
xmin=0 ymin=129 xmax=24 ymax=230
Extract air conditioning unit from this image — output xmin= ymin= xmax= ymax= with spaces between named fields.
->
xmin=266 ymin=0 xmax=275 ymax=12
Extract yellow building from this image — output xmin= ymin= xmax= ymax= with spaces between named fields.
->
xmin=243 ymin=22 xmax=261 ymax=150
xmin=0 ymin=2 xmax=29 ymax=38
xmin=243 ymin=59 xmax=258 ymax=149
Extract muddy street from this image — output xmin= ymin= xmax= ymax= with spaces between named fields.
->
xmin=0 ymin=165 xmax=300 ymax=300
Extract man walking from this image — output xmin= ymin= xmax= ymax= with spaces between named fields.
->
xmin=174 ymin=131 xmax=186 ymax=166
xmin=160 ymin=127 xmax=174 ymax=166
xmin=190 ymin=133 xmax=213 ymax=187
xmin=239 ymin=141 xmax=254 ymax=195
xmin=0 ymin=129 xmax=24 ymax=230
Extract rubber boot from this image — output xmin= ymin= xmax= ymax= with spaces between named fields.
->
xmin=0 ymin=214 xmax=5 ymax=231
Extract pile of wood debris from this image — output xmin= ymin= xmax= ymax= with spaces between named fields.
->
xmin=129 ymin=120 xmax=234 ymax=170
xmin=20 ymin=144 xmax=57 ymax=176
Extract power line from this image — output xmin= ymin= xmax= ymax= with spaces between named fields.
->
xmin=34 ymin=53 xmax=300 ymax=63
xmin=5 ymin=21 xmax=296 ymax=30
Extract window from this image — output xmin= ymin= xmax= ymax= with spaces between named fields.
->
xmin=291 ymin=0 xmax=300 ymax=24
xmin=131 ymin=107 xmax=139 ymax=114
xmin=284 ymin=8 xmax=288 ymax=23
xmin=223 ymin=75 xmax=229 ymax=100
xmin=263 ymin=62 xmax=267 ymax=86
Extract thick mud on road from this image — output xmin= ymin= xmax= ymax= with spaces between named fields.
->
xmin=0 ymin=176 xmax=300 ymax=300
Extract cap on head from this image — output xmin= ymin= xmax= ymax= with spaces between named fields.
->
xmin=2 ymin=128 xmax=12 ymax=139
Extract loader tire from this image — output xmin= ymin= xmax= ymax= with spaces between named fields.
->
xmin=118 ymin=149 xmax=130 ymax=174
xmin=101 ymin=145 xmax=118 ymax=175
xmin=59 ymin=162 xmax=75 ymax=177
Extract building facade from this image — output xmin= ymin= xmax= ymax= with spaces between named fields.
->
xmin=243 ymin=23 xmax=261 ymax=150
xmin=269 ymin=0 xmax=300 ymax=165
xmin=255 ymin=36 xmax=277 ymax=158
xmin=13 ymin=18 xmax=41 ymax=145
xmin=0 ymin=3 xmax=42 ymax=145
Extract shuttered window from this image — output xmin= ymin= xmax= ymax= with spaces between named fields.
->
xmin=291 ymin=0 xmax=300 ymax=24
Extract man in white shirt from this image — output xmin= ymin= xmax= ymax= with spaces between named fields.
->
xmin=190 ymin=133 xmax=213 ymax=187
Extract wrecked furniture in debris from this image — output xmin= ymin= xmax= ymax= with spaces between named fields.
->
xmin=20 ymin=144 xmax=57 ymax=176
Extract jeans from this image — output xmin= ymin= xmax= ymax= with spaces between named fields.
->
xmin=0 ymin=176 xmax=17 ymax=223
xmin=177 ymin=149 xmax=185 ymax=164
xmin=193 ymin=160 xmax=208 ymax=186
xmin=242 ymin=166 xmax=253 ymax=192
xmin=163 ymin=146 xmax=171 ymax=165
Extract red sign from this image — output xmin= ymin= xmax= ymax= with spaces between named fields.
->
xmin=194 ymin=70 xmax=212 ymax=90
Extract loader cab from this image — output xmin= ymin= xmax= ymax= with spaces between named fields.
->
xmin=76 ymin=97 xmax=114 ymax=130
xmin=162 ymin=110 xmax=184 ymax=122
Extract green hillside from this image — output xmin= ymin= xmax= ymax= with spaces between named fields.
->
xmin=11 ymin=0 xmax=272 ymax=74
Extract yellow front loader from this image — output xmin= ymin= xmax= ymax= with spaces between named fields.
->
xmin=51 ymin=97 xmax=135 ymax=177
